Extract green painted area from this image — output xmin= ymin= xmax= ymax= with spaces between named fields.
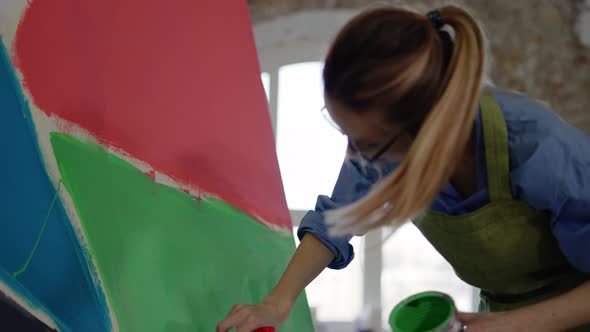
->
xmin=50 ymin=132 xmax=313 ymax=332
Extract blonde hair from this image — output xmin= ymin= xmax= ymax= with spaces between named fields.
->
xmin=323 ymin=5 xmax=486 ymax=236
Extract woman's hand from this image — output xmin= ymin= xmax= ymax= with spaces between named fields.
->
xmin=217 ymin=234 xmax=336 ymax=332
xmin=216 ymin=298 xmax=292 ymax=332
xmin=458 ymin=281 xmax=590 ymax=331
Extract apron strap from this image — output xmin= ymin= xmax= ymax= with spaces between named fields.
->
xmin=480 ymin=93 xmax=513 ymax=201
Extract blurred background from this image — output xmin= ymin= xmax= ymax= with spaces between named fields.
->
xmin=249 ymin=1 xmax=590 ymax=331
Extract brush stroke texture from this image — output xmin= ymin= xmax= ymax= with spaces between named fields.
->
xmin=51 ymin=132 xmax=313 ymax=332
xmin=14 ymin=0 xmax=290 ymax=229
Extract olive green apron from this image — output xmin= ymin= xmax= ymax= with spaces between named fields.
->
xmin=412 ymin=93 xmax=589 ymax=330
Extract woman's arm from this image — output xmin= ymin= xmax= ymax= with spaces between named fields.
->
xmin=216 ymin=233 xmax=335 ymax=332
xmin=459 ymin=281 xmax=590 ymax=331
xmin=514 ymin=281 xmax=590 ymax=331
xmin=265 ymin=233 xmax=336 ymax=309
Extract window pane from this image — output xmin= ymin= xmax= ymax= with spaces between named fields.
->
xmin=294 ymin=228 xmax=363 ymax=323
xmin=261 ymin=72 xmax=270 ymax=101
xmin=381 ymin=223 xmax=475 ymax=327
xmin=276 ymin=62 xmax=347 ymax=210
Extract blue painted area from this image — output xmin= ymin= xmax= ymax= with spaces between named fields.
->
xmin=0 ymin=266 xmax=71 ymax=332
xmin=0 ymin=37 xmax=110 ymax=331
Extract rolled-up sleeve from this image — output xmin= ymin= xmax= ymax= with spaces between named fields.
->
xmin=298 ymin=202 xmax=354 ymax=269
xmin=297 ymin=159 xmax=380 ymax=269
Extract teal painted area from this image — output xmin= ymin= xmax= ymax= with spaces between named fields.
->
xmin=51 ymin=132 xmax=313 ymax=332
xmin=0 ymin=35 xmax=43 ymax=162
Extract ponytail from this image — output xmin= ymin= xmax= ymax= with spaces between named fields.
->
xmin=326 ymin=6 xmax=486 ymax=236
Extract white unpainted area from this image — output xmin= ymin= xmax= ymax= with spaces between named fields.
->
xmin=577 ymin=0 xmax=590 ymax=47
xmin=0 ymin=0 xmax=26 ymax=47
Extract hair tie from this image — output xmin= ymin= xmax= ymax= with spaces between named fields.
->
xmin=427 ymin=10 xmax=444 ymax=29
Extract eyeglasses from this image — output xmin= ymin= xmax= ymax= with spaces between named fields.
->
xmin=321 ymin=106 xmax=403 ymax=162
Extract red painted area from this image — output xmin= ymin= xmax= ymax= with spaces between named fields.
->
xmin=14 ymin=0 xmax=291 ymax=229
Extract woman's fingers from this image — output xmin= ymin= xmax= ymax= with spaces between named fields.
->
xmin=236 ymin=315 xmax=267 ymax=332
xmin=216 ymin=304 xmax=253 ymax=332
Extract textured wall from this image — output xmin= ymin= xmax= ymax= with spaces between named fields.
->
xmin=249 ymin=0 xmax=590 ymax=133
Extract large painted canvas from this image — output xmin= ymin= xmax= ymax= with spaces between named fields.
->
xmin=0 ymin=1 xmax=313 ymax=331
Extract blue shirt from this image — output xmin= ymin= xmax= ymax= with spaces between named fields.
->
xmin=297 ymin=90 xmax=590 ymax=273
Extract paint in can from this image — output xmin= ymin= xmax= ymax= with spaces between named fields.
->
xmin=389 ymin=291 xmax=463 ymax=332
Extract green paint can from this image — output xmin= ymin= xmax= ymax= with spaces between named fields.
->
xmin=389 ymin=291 xmax=464 ymax=332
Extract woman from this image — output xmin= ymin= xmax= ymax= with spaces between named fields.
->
xmin=218 ymin=5 xmax=590 ymax=332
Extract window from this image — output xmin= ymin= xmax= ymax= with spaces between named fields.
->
xmin=261 ymin=72 xmax=270 ymax=102
xmin=275 ymin=62 xmax=347 ymax=211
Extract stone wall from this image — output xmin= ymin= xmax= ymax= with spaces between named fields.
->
xmin=249 ymin=0 xmax=590 ymax=133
